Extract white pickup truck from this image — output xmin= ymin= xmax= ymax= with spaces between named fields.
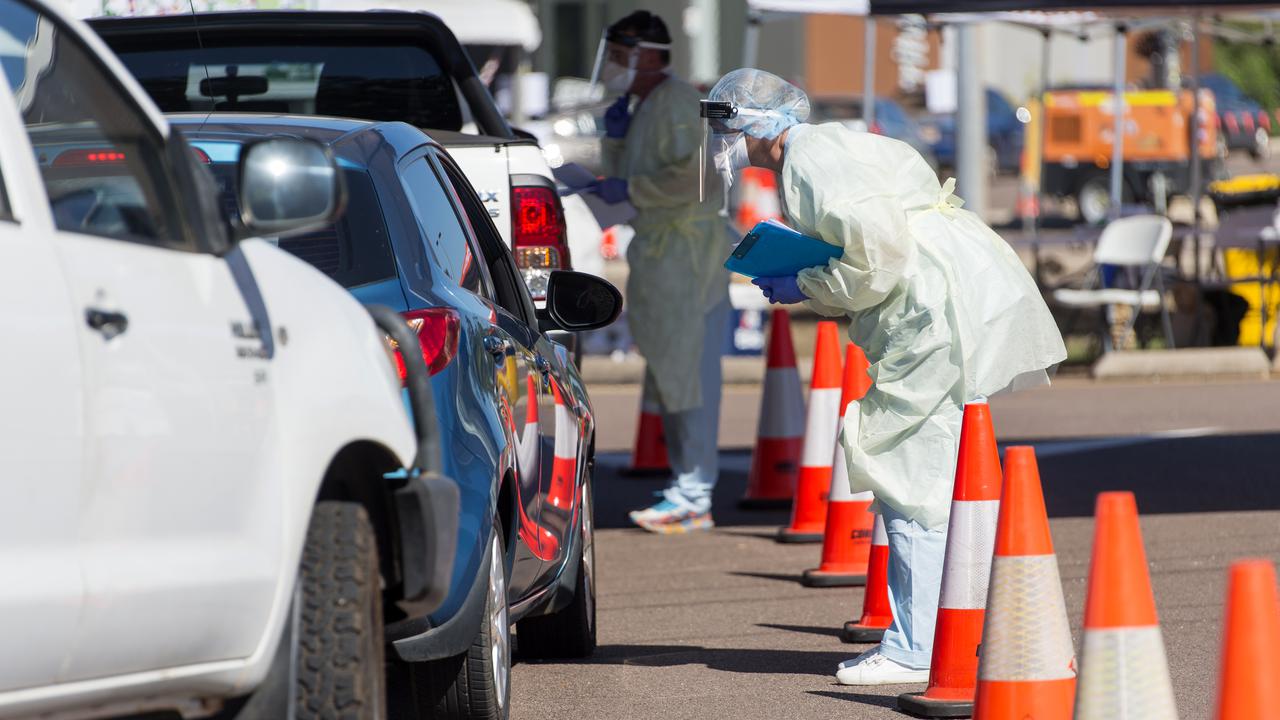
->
xmin=0 ymin=1 xmax=457 ymax=717
xmin=90 ymin=9 xmax=604 ymax=303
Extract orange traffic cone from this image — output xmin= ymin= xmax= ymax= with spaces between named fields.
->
xmin=1215 ymin=559 xmax=1280 ymax=719
xmin=899 ymin=402 xmax=1003 ymax=717
xmin=741 ymin=309 xmax=805 ymax=510
xmin=545 ymin=379 xmax=577 ymax=512
xmin=973 ymin=447 xmax=1076 ymax=720
xmin=841 ymin=512 xmax=891 ymax=642
xmin=622 ymin=374 xmax=670 ymax=477
xmin=801 ymin=342 xmax=874 ymax=583
xmin=516 ymin=373 xmax=541 ymax=482
xmin=1073 ymin=491 xmax=1177 ymax=719
xmin=778 ymin=322 xmax=843 ymax=543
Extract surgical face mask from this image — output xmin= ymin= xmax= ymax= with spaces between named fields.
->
xmin=600 ymin=59 xmax=636 ymax=95
xmin=714 ymin=134 xmax=751 ymax=189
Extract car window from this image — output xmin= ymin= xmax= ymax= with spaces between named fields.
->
xmin=199 ymin=154 xmax=396 ymax=287
xmin=110 ymin=40 xmax=464 ymax=133
xmin=0 ymin=0 xmax=186 ymax=247
xmin=400 ymin=158 xmax=485 ymax=296
xmin=435 ymin=154 xmax=537 ymax=327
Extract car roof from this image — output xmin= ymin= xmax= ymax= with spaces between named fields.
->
xmin=168 ymin=113 xmax=438 ymax=163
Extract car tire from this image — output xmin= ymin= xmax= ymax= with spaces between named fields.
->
xmin=516 ymin=474 xmax=596 ymax=659
xmin=1077 ymin=176 xmax=1115 ymax=226
xmin=413 ymin=523 xmax=510 ymax=720
xmin=297 ymin=502 xmax=386 ymax=720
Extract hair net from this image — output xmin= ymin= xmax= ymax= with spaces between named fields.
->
xmin=707 ymin=68 xmax=810 ymax=139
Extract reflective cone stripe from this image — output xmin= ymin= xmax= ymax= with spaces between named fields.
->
xmin=516 ymin=373 xmax=541 ymax=483
xmin=900 ymin=403 xmax=1003 ymax=715
xmin=625 ymin=374 xmax=670 ymax=475
xmin=802 ymin=343 xmax=875 ymax=582
xmin=842 ymin=513 xmax=892 ymax=643
xmin=778 ymin=322 xmax=842 ymax=542
xmin=974 ymin=447 xmax=1076 ymax=720
xmin=1074 ymin=492 xmax=1177 ymax=720
xmin=1215 ymin=560 xmax=1280 ymax=720
xmin=742 ymin=310 xmax=805 ymax=508
xmin=546 ymin=380 xmax=577 ymax=512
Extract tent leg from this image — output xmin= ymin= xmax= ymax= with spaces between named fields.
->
xmin=1109 ymin=24 xmax=1128 ymax=221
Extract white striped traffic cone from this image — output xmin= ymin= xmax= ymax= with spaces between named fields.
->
xmin=778 ymin=321 xmax=843 ymax=542
xmin=741 ymin=309 xmax=805 ymax=510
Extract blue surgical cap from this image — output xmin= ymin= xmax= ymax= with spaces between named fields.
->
xmin=707 ymin=68 xmax=810 ymax=139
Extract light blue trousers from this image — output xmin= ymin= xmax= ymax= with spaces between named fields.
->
xmin=656 ymin=298 xmax=729 ymax=514
xmin=876 ymin=394 xmax=985 ymax=669
xmin=877 ymin=505 xmax=948 ymax=669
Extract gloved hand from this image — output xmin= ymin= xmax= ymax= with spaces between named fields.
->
xmin=753 ymin=275 xmax=807 ymax=305
xmin=604 ymin=96 xmax=631 ymax=139
xmin=590 ymin=177 xmax=629 ymax=204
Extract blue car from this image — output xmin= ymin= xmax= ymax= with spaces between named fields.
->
xmin=174 ymin=114 xmax=618 ymax=720
xmin=1200 ymin=74 xmax=1271 ymax=159
xmin=920 ymin=88 xmax=1026 ymax=174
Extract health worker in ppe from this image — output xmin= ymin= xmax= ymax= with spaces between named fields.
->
xmin=703 ymin=68 xmax=1066 ymax=684
xmin=591 ymin=11 xmax=732 ymax=534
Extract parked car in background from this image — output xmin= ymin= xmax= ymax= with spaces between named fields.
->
xmin=810 ymin=95 xmax=939 ymax=170
xmin=918 ymin=87 xmax=1026 ymax=174
xmin=0 ymin=0 xmax=460 ymax=717
xmin=91 ymin=9 xmax=603 ymax=299
xmin=1200 ymin=73 xmax=1271 ymax=160
xmin=174 ymin=113 xmax=618 ymax=720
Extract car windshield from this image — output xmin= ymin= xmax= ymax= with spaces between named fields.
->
xmin=198 ymin=144 xmax=396 ymax=288
xmin=112 ymin=42 xmax=465 ymax=132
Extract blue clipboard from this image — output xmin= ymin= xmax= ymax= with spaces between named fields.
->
xmin=724 ymin=219 xmax=841 ymax=279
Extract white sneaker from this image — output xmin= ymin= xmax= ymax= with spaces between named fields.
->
xmin=835 ymin=648 xmax=929 ymax=686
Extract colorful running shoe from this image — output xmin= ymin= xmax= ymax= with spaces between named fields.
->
xmin=628 ymin=499 xmax=714 ymax=534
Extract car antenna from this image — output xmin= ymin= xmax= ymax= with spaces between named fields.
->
xmin=183 ymin=0 xmax=213 ymax=132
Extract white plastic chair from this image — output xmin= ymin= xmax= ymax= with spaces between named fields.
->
xmin=1053 ymin=215 xmax=1175 ymax=351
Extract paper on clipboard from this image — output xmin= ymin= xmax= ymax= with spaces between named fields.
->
xmin=552 ymin=162 xmax=637 ymax=228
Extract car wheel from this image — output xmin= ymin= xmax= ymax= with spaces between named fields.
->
xmin=297 ymin=502 xmax=386 ymax=720
xmin=1252 ymin=128 xmax=1271 ymax=161
xmin=413 ymin=522 xmax=510 ymax=720
xmin=516 ymin=470 xmax=597 ymax=659
xmin=1077 ymin=177 xmax=1112 ymax=226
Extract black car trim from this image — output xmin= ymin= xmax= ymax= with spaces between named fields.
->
xmin=389 ymin=521 xmax=492 ymax=661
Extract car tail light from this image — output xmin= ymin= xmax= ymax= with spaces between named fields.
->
xmin=1260 ymin=112 xmax=1272 ymax=132
xmin=191 ymin=147 xmax=212 ymax=164
xmin=53 ymin=149 xmax=126 ymax=166
xmin=511 ymin=185 xmax=570 ymax=300
xmin=1225 ymin=113 xmax=1239 ymax=133
xmin=1243 ymin=113 xmax=1255 ymax=132
xmin=392 ymin=308 xmax=460 ymax=382
xmin=869 ymin=122 xmax=884 ymax=135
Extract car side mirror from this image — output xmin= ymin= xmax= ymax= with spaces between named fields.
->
xmin=233 ymin=137 xmax=345 ymax=241
xmin=538 ymin=271 xmax=622 ymax=333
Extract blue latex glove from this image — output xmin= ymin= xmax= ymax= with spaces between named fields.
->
xmin=590 ymin=177 xmax=629 ymax=204
xmin=752 ymin=275 xmax=806 ymax=305
xmin=604 ymin=96 xmax=631 ymax=139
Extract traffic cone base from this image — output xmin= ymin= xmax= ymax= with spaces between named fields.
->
xmin=897 ymin=692 xmax=976 ymax=719
xmin=840 ymin=622 xmax=885 ymax=644
xmin=800 ymin=567 xmax=866 ymax=588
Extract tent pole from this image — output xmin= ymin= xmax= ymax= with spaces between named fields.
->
xmin=1190 ymin=14 xmax=1203 ymax=284
xmin=1033 ymin=27 xmax=1051 ymax=284
xmin=744 ymin=12 xmax=760 ymax=68
xmin=1110 ymin=23 xmax=1127 ymax=221
xmin=863 ymin=17 xmax=877 ymax=129
xmin=957 ymin=22 xmax=987 ymax=218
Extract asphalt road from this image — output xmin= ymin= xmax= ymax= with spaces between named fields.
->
xmin=509 ymin=379 xmax=1280 ymax=720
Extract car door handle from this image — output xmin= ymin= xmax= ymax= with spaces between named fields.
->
xmin=534 ymin=355 xmax=551 ymax=376
xmin=85 ymin=307 xmax=128 ymax=339
xmin=483 ymin=334 xmax=511 ymax=359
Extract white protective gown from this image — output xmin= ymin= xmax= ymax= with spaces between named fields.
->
xmin=787 ymin=124 xmax=1066 ymax=530
xmin=602 ymin=76 xmax=732 ymax=413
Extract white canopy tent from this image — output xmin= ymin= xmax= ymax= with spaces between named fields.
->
xmin=315 ymin=0 xmax=541 ymax=51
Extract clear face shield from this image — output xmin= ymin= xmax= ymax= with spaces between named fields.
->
xmin=699 ymin=99 xmax=774 ymax=202
xmin=588 ymin=33 xmax=671 ymax=98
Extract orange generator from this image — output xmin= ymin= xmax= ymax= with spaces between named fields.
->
xmin=1033 ymin=88 xmax=1221 ymax=223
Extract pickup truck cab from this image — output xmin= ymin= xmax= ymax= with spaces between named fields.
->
xmin=90 ymin=9 xmax=604 ymax=301
xmin=0 ymin=0 xmax=456 ymax=717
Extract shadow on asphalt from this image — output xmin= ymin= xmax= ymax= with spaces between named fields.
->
xmin=756 ymin=623 xmax=846 ymax=640
xmin=552 ymin=644 xmax=850 ymax=676
xmin=806 ymin=690 xmax=904 ymax=709
xmin=728 ymin=571 xmax=805 ymax=585
xmin=594 ymin=433 xmax=1280 ymax=526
